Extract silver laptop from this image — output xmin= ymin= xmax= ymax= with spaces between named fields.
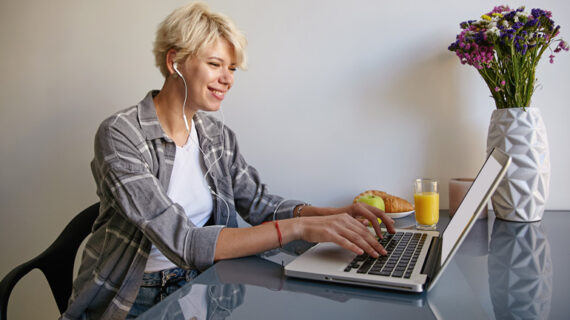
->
xmin=285 ymin=148 xmax=511 ymax=293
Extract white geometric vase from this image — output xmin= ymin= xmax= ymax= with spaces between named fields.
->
xmin=486 ymin=107 xmax=550 ymax=222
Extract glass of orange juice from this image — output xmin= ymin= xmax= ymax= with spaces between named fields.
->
xmin=414 ymin=179 xmax=439 ymax=230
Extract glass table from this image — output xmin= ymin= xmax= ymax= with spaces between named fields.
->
xmin=138 ymin=210 xmax=570 ymax=319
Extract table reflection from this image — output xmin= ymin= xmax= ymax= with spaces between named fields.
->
xmin=488 ymin=219 xmax=553 ymax=320
xmin=139 ymin=254 xmax=432 ymax=319
xmin=137 ymin=283 xmax=245 ymax=320
xmin=213 ymin=255 xmax=427 ymax=307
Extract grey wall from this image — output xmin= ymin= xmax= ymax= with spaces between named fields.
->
xmin=1 ymin=0 xmax=569 ymax=318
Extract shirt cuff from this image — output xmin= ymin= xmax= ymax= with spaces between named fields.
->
xmin=272 ymin=200 xmax=305 ymax=221
xmin=189 ymin=225 xmax=225 ymax=271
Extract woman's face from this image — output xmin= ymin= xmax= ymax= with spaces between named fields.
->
xmin=178 ymin=38 xmax=237 ymax=113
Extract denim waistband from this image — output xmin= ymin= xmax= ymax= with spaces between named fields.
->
xmin=141 ymin=267 xmax=198 ymax=287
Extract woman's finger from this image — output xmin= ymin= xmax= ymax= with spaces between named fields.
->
xmin=350 ymin=204 xmax=384 ymax=236
xmin=330 ymin=227 xmax=381 ymax=257
xmin=337 ymin=215 xmax=387 ymax=256
xmin=352 ymin=203 xmax=396 ymax=235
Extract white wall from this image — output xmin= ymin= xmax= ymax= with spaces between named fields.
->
xmin=1 ymin=0 xmax=568 ymax=318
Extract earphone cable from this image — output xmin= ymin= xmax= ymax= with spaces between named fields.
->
xmin=177 ymin=65 xmax=229 ymax=225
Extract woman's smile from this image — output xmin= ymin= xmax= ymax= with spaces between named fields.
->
xmin=177 ymin=38 xmax=236 ymax=113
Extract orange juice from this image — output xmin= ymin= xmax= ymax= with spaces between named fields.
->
xmin=414 ymin=192 xmax=439 ymax=226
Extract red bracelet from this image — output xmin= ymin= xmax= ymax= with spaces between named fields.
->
xmin=273 ymin=220 xmax=283 ymax=248
xmin=263 ymin=220 xmax=283 ymax=248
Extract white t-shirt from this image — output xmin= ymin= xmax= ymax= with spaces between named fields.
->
xmin=145 ymin=120 xmax=214 ymax=272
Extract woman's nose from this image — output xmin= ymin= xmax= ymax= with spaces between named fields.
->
xmin=219 ymin=70 xmax=233 ymax=86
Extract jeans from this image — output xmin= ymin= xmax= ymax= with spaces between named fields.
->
xmin=126 ymin=267 xmax=199 ymax=319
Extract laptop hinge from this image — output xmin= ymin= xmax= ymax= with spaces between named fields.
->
xmin=421 ymin=236 xmax=442 ymax=283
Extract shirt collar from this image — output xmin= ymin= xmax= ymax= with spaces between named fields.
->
xmin=137 ymin=90 xmax=165 ymax=141
xmin=137 ymin=90 xmax=219 ymax=143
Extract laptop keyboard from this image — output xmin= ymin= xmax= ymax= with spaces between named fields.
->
xmin=344 ymin=231 xmax=427 ymax=279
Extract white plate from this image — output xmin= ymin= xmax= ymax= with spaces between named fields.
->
xmin=385 ymin=210 xmax=415 ymax=219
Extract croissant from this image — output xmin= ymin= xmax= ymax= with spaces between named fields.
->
xmin=353 ymin=190 xmax=414 ymax=213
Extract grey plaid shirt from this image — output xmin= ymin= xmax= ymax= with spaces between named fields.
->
xmin=62 ymin=91 xmax=301 ymax=320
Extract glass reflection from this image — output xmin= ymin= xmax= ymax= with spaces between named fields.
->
xmin=488 ymin=219 xmax=552 ymax=320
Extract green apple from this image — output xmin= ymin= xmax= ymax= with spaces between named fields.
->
xmin=356 ymin=195 xmax=385 ymax=225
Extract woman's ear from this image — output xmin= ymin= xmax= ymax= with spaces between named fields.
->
xmin=166 ymin=49 xmax=178 ymax=76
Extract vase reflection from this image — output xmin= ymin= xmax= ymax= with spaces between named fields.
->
xmin=488 ymin=219 xmax=552 ymax=320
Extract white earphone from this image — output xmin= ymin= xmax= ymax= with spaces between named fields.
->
xmin=173 ymin=62 xmax=190 ymax=132
xmin=173 ymin=62 xmax=182 ymax=76
xmin=173 ymin=61 xmax=232 ymax=226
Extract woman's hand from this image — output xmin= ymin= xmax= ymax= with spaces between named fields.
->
xmin=298 ymin=203 xmax=396 ymax=239
xmin=339 ymin=203 xmax=396 ymax=238
xmin=289 ymin=213 xmax=385 ymax=258
xmin=283 ymin=204 xmax=396 ymax=258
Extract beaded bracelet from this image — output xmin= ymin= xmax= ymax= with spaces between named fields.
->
xmin=295 ymin=203 xmax=310 ymax=218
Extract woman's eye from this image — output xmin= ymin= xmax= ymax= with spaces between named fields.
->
xmin=208 ymin=62 xmax=220 ymax=67
xmin=229 ymin=67 xmax=237 ymax=72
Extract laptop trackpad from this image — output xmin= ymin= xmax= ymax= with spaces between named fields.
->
xmin=289 ymin=242 xmax=353 ymax=272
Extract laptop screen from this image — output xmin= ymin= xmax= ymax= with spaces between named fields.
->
xmin=440 ymin=150 xmax=507 ymax=263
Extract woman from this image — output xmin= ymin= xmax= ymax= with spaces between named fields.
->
xmin=62 ymin=2 xmax=395 ymax=319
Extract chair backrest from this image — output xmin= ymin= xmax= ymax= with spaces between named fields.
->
xmin=0 ymin=203 xmax=99 ymax=320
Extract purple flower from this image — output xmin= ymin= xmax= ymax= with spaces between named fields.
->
xmin=513 ymin=36 xmax=529 ymax=54
xmin=549 ymin=54 xmax=555 ymax=63
xmin=531 ymin=9 xmax=545 ymax=18
xmin=487 ymin=5 xmax=511 ymax=16
xmin=460 ymin=20 xmax=476 ymax=29
xmin=525 ymin=19 xmax=538 ymax=28
xmin=449 ymin=29 xmax=495 ymax=69
xmin=504 ymin=11 xmax=517 ymax=20
xmin=554 ymin=40 xmax=569 ymax=53
xmin=513 ymin=22 xmax=524 ymax=30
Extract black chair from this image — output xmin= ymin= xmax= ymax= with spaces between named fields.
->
xmin=0 ymin=203 xmax=99 ymax=320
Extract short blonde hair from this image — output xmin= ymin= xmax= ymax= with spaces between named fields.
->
xmin=153 ymin=2 xmax=247 ymax=78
